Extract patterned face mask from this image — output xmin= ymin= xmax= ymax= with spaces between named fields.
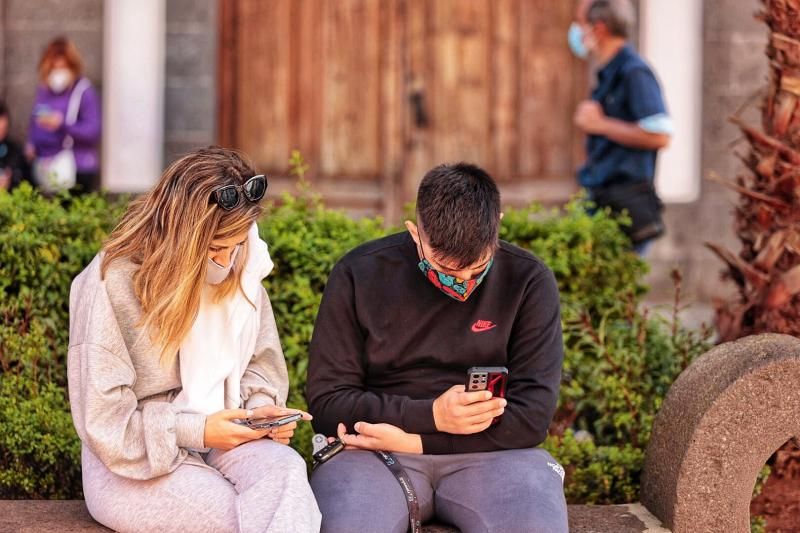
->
xmin=418 ymin=257 xmax=493 ymax=302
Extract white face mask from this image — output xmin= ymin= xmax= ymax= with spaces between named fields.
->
xmin=47 ymin=68 xmax=73 ymax=94
xmin=205 ymin=245 xmax=240 ymax=285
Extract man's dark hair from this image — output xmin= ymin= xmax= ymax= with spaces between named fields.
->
xmin=0 ymin=99 xmax=8 ymax=119
xmin=416 ymin=162 xmax=501 ymax=269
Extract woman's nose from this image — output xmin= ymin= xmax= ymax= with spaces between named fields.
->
xmin=211 ymin=248 xmax=234 ymax=267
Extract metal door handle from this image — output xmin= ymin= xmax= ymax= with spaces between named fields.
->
xmin=409 ymin=88 xmax=429 ymax=128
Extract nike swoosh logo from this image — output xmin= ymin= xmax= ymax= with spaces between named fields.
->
xmin=471 ymin=322 xmax=497 ymax=333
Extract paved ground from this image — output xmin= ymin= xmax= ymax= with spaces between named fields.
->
xmin=0 ymin=501 xmax=670 ymax=532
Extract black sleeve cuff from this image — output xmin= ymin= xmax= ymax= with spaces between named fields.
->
xmin=420 ymin=432 xmax=453 ymax=454
xmin=401 ymin=398 xmax=438 ymax=434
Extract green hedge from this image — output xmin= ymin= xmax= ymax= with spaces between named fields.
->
xmin=0 ymin=185 xmax=125 ymax=498
xmin=259 ymin=192 xmax=385 ymax=460
xmin=0 ymin=182 xmax=709 ymax=502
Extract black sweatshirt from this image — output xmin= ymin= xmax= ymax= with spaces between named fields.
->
xmin=307 ymin=232 xmax=563 ymax=454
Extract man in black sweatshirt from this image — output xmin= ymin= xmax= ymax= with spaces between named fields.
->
xmin=308 ymin=163 xmax=567 ymax=533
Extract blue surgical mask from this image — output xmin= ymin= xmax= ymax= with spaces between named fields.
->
xmin=568 ymin=22 xmax=590 ymax=60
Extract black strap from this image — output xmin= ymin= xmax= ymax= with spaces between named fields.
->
xmin=373 ymin=451 xmax=421 ymax=533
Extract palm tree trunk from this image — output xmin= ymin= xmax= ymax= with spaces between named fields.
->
xmin=710 ymin=0 xmax=800 ymax=341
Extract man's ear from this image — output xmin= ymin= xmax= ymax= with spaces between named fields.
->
xmin=590 ymin=20 xmax=609 ymax=41
xmin=405 ymin=220 xmax=420 ymax=245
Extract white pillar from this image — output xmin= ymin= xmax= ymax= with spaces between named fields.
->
xmin=640 ymin=0 xmax=703 ymax=203
xmin=102 ymin=0 xmax=165 ymax=192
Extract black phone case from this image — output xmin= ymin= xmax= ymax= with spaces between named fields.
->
xmin=243 ymin=413 xmax=301 ymax=430
xmin=313 ymin=438 xmax=345 ymax=464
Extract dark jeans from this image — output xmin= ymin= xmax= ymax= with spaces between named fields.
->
xmin=311 ymin=448 xmax=568 ymax=533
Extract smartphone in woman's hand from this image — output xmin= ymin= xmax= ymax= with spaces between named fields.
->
xmin=238 ymin=413 xmax=302 ymax=430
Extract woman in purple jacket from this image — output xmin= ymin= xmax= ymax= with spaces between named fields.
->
xmin=27 ymin=37 xmax=101 ymax=193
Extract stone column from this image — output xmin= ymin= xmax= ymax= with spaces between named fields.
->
xmin=102 ymin=0 xmax=165 ymax=192
xmin=0 ymin=0 xmax=6 ymax=96
xmin=639 ymin=0 xmax=703 ymax=203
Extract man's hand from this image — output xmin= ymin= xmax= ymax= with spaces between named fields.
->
xmin=249 ymin=405 xmax=313 ymax=445
xmin=337 ymin=422 xmax=423 ymax=454
xmin=432 ymin=385 xmax=506 ymax=435
xmin=574 ymin=100 xmax=608 ymax=135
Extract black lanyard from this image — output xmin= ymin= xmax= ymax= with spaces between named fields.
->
xmin=373 ymin=451 xmax=422 ymax=533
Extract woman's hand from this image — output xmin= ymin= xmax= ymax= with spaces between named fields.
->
xmin=36 ymin=111 xmax=63 ymax=132
xmin=249 ymin=405 xmax=313 ymax=445
xmin=203 ymin=408 xmax=269 ymax=450
xmin=336 ymin=422 xmax=423 ymax=454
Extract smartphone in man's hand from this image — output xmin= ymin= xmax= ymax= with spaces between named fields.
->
xmin=466 ymin=366 xmax=508 ymax=424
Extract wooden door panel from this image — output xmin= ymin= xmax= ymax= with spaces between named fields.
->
xmin=222 ymin=0 xmax=390 ymax=184
xmin=490 ymin=0 xmax=521 ymax=181
xmin=404 ymin=0 xmax=584 ymax=194
xmin=429 ymin=0 xmax=491 ymax=167
xmin=320 ymin=0 xmax=382 ymax=178
xmin=235 ymin=0 xmax=292 ymax=171
xmin=518 ymin=0 xmax=584 ymax=179
xmin=292 ymin=0 xmax=324 ymax=170
xmin=219 ymin=0 xmax=584 ymax=216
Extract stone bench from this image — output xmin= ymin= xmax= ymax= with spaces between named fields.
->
xmin=0 ymin=500 xmax=668 ymax=532
xmin=12 ymin=333 xmax=792 ymax=532
xmin=641 ymin=333 xmax=800 ymax=532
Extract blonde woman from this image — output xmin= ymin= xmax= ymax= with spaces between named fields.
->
xmin=68 ymin=147 xmax=321 ymax=532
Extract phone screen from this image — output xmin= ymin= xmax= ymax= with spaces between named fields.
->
xmin=241 ymin=413 xmax=302 ymax=430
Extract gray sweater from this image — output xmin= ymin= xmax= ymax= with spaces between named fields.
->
xmin=67 ymin=255 xmax=289 ymax=480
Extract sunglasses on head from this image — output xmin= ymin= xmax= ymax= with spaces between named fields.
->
xmin=211 ymin=174 xmax=268 ymax=211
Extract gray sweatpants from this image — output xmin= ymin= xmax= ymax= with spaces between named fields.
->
xmin=310 ymin=447 xmax=567 ymax=533
xmin=82 ymin=439 xmax=321 ymax=533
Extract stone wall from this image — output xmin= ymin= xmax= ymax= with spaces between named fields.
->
xmin=0 ymin=0 xmax=104 ymax=143
xmin=0 ymin=0 xmax=217 ymax=168
xmin=164 ymin=0 xmax=217 ymax=162
xmin=646 ymin=0 xmax=769 ymax=314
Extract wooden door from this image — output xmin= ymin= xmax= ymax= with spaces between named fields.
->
xmin=219 ymin=0 xmax=585 ymax=220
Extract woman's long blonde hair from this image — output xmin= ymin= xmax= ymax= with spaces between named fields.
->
xmin=102 ymin=147 xmax=263 ymax=365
